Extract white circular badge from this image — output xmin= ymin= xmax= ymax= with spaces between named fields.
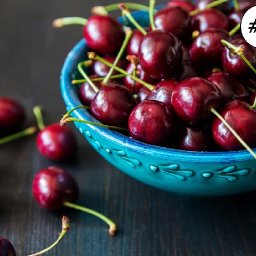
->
xmin=241 ymin=6 xmax=256 ymax=47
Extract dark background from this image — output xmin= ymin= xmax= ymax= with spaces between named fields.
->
xmin=1 ymin=0 xmax=256 ymax=255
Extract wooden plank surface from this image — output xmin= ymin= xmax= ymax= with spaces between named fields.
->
xmin=1 ymin=0 xmax=256 ymax=255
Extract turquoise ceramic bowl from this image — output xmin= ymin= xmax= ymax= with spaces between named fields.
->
xmin=60 ymin=9 xmax=256 ymax=196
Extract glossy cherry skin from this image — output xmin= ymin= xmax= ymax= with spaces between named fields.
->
xmin=32 ymin=166 xmax=79 ymax=210
xmin=192 ymin=9 xmax=228 ymax=33
xmin=222 ymin=39 xmax=256 ymax=78
xmin=0 ymin=98 xmax=25 ymax=131
xmin=167 ymin=0 xmax=195 ymax=12
xmin=177 ymin=126 xmax=214 ymax=151
xmin=36 ymin=123 xmax=77 ymax=162
xmin=91 ymin=83 xmax=134 ymax=127
xmin=93 ymin=56 xmax=127 ymax=77
xmin=127 ymin=30 xmax=144 ymax=56
xmin=124 ymin=63 xmax=158 ymax=93
xmin=212 ymin=100 xmax=256 ymax=150
xmin=137 ymin=87 xmax=152 ymax=103
xmin=195 ymin=0 xmax=231 ymax=14
xmin=171 ymin=77 xmax=222 ymax=124
xmin=208 ymin=71 xmax=248 ymax=102
xmin=147 ymin=79 xmax=177 ymax=109
xmin=139 ymin=30 xmax=183 ymax=80
xmin=0 ymin=237 xmax=16 ymax=256
xmin=154 ymin=6 xmax=192 ymax=42
xmin=128 ymin=100 xmax=176 ymax=145
xmin=83 ymin=15 xmax=125 ymax=55
xmin=190 ymin=28 xmax=229 ymax=67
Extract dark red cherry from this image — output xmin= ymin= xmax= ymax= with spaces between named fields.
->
xmin=137 ymin=87 xmax=152 ymax=103
xmin=124 ymin=63 xmax=158 ymax=93
xmin=228 ymin=11 xmax=244 ymax=29
xmin=91 ymin=83 xmax=134 ymax=127
xmin=167 ymin=0 xmax=195 ymax=12
xmin=32 ymin=166 xmax=79 ymax=210
xmin=78 ymin=76 xmax=101 ymax=106
xmin=192 ymin=9 xmax=228 ymax=32
xmin=83 ymin=15 xmax=125 ymax=55
xmin=178 ymin=63 xmax=198 ymax=81
xmin=177 ymin=126 xmax=214 ymax=151
xmin=0 ymin=237 xmax=16 ymax=256
xmin=0 ymin=98 xmax=25 ymax=132
xmin=208 ymin=71 xmax=248 ymax=102
xmin=154 ymin=6 xmax=192 ymax=42
xmin=128 ymin=100 xmax=176 ymax=145
xmin=93 ymin=56 xmax=127 ymax=77
xmin=139 ymin=30 xmax=183 ymax=79
xmin=190 ymin=28 xmax=229 ymax=68
xmin=127 ymin=30 xmax=144 ymax=56
xmin=147 ymin=79 xmax=177 ymax=108
xmin=171 ymin=77 xmax=222 ymax=124
xmin=212 ymin=100 xmax=256 ymax=150
xmin=195 ymin=0 xmax=231 ymax=14
xmin=36 ymin=123 xmax=77 ymax=162
xmin=222 ymin=39 xmax=256 ymax=78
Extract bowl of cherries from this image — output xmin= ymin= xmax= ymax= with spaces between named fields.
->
xmin=57 ymin=0 xmax=256 ymax=196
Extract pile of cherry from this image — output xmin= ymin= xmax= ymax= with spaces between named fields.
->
xmin=55 ymin=0 xmax=256 ymax=156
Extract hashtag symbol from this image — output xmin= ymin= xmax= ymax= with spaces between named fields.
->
xmin=248 ymin=19 xmax=256 ymax=33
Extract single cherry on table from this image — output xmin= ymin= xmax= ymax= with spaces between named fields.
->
xmin=33 ymin=106 xmax=77 ymax=162
xmin=0 ymin=237 xmax=16 ymax=256
xmin=32 ymin=166 xmax=117 ymax=236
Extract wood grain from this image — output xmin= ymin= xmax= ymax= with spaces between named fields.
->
xmin=0 ymin=0 xmax=256 ymax=255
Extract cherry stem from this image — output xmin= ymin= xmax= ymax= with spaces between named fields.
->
xmin=149 ymin=0 xmax=156 ymax=30
xmin=0 ymin=126 xmax=37 ymax=145
xmin=72 ymin=74 xmax=126 ymax=85
xmin=53 ymin=17 xmax=87 ymax=28
xmin=189 ymin=0 xmax=228 ymax=16
xmin=33 ymin=105 xmax=46 ymax=130
xmin=233 ymin=0 xmax=240 ymax=11
xmin=61 ymin=117 xmax=128 ymax=132
xmin=210 ymin=108 xmax=256 ymax=160
xmin=221 ymin=39 xmax=256 ymax=75
xmin=88 ymin=52 xmax=155 ymax=91
xmin=78 ymin=62 xmax=99 ymax=93
xmin=192 ymin=31 xmax=200 ymax=39
xmin=29 ymin=216 xmax=70 ymax=256
xmin=103 ymin=29 xmax=133 ymax=85
xmin=228 ymin=23 xmax=241 ymax=37
xmin=119 ymin=4 xmax=147 ymax=35
xmin=64 ymin=202 xmax=116 ymax=236
xmin=251 ymin=97 xmax=256 ymax=109
xmin=92 ymin=3 xmax=150 ymax=15
xmin=61 ymin=105 xmax=90 ymax=124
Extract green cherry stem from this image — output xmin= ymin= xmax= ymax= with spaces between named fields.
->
xmin=149 ymin=0 xmax=156 ymax=30
xmin=72 ymin=74 xmax=126 ymax=85
xmin=92 ymin=3 xmax=150 ymax=15
xmin=189 ymin=0 xmax=228 ymax=16
xmin=233 ymin=0 xmax=240 ymax=11
xmin=64 ymin=202 xmax=117 ymax=236
xmin=33 ymin=105 xmax=46 ymax=130
xmin=210 ymin=108 xmax=256 ymax=160
xmin=29 ymin=216 xmax=70 ymax=256
xmin=221 ymin=39 xmax=256 ymax=75
xmin=119 ymin=4 xmax=147 ymax=35
xmin=228 ymin=23 xmax=241 ymax=37
xmin=53 ymin=17 xmax=87 ymax=28
xmin=88 ymin=52 xmax=155 ymax=91
xmin=61 ymin=117 xmax=128 ymax=132
xmin=61 ymin=105 xmax=90 ymax=124
xmin=78 ymin=62 xmax=99 ymax=93
xmin=0 ymin=126 xmax=37 ymax=145
xmin=251 ymin=97 xmax=256 ymax=109
xmin=103 ymin=29 xmax=133 ymax=85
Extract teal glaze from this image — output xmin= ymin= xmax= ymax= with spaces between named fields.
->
xmin=60 ymin=7 xmax=256 ymax=196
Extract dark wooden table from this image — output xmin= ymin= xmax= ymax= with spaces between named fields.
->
xmin=1 ymin=0 xmax=256 ymax=255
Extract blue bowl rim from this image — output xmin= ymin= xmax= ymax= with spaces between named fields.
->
xmin=60 ymin=38 xmax=254 ymax=163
